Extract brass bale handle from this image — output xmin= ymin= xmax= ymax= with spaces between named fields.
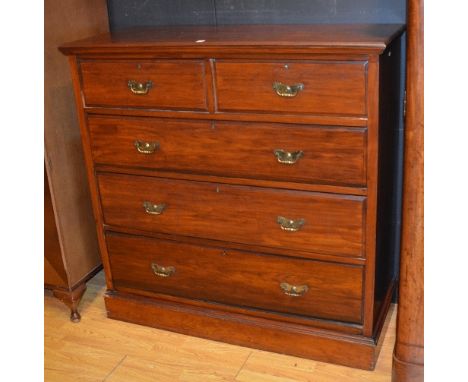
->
xmin=143 ymin=201 xmax=166 ymax=215
xmin=274 ymin=149 xmax=304 ymax=164
xmin=280 ymin=282 xmax=309 ymax=297
xmin=277 ymin=216 xmax=305 ymax=232
xmin=273 ymin=82 xmax=304 ymax=97
xmin=128 ymin=80 xmax=153 ymax=95
xmin=151 ymin=263 xmax=175 ymax=278
xmin=134 ymin=140 xmax=159 ymax=154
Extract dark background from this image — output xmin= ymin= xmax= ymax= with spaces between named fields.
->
xmin=106 ymin=0 xmax=406 ymax=300
xmin=107 ymin=0 xmax=406 ymax=29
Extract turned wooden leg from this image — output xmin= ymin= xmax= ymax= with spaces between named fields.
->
xmin=52 ymin=283 xmax=87 ymax=322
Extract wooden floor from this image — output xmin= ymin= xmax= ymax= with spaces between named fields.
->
xmin=45 ymin=271 xmax=396 ymax=381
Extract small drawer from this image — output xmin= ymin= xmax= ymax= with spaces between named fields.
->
xmin=98 ymin=174 xmax=365 ymax=258
xmin=215 ymin=61 xmax=367 ymax=116
xmin=107 ymin=233 xmax=364 ymax=323
xmin=89 ymin=116 xmax=367 ymax=187
xmin=80 ymin=60 xmax=208 ymax=110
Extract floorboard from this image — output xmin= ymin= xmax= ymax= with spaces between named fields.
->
xmin=44 ymin=271 xmax=396 ymax=381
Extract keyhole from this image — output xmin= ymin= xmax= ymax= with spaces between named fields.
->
xmin=284 ymin=64 xmax=289 ymax=70
xmin=215 ymin=186 xmax=220 ymax=193
xmin=137 ymin=64 xmax=142 ymax=70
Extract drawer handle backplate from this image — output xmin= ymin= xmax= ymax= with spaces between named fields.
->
xmin=143 ymin=201 xmax=166 ymax=215
xmin=273 ymin=82 xmax=304 ymax=97
xmin=128 ymin=80 xmax=153 ymax=95
xmin=280 ymin=282 xmax=309 ymax=297
xmin=274 ymin=149 xmax=304 ymax=164
xmin=134 ymin=140 xmax=159 ymax=154
xmin=151 ymin=263 xmax=175 ymax=278
xmin=277 ymin=216 xmax=305 ymax=232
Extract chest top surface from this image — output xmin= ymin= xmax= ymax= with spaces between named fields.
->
xmin=59 ymin=24 xmax=405 ymax=56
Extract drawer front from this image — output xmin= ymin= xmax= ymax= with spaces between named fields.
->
xmin=80 ymin=60 xmax=208 ymax=110
xmin=98 ymin=174 xmax=365 ymax=257
xmin=107 ymin=233 xmax=364 ymax=323
xmin=89 ymin=116 xmax=367 ymax=187
xmin=215 ymin=61 xmax=367 ymax=116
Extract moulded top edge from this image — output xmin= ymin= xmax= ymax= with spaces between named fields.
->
xmin=59 ymin=24 xmax=406 ymax=56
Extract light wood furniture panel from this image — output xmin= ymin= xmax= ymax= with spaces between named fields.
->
xmin=60 ymin=24 xmax=403 ymax=368
xmin=44 ymin=0 xmax=108 ymax=321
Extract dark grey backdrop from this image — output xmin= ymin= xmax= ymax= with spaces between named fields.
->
xmin=107 ymin=0 xmax=406 ymax=29
xmin=106 ymin=0 xmax=406 ymax=301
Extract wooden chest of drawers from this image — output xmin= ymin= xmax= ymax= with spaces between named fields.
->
xmin=60 ymin=24 xmax=404 ymax=370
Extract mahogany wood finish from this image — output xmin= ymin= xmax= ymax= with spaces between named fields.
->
xmin=107 ymin=233 xmax=363 ymax=323
xmin=106 ymin=291 xmax=378 ymax=370
xmin=106 ymin=292 xmax=375 ymax=369
xmin=80 ymin=60 xmax=208 ymax=110
xmin=61 ymin=24 xmax=404 ymax=369
xmin=44 ymin=0 xmax=108 ymax=321
xmin=215 ymin=60 xmax=367 ymax=115
xmin=52 ymin=283 xmax=87 ymax=323
xmin=392 ymin=0 xmax=424 ymax=381
xmin=89 ymin=116 xmax=367 ymax=187
xmin=87 ymin=106 xmax=369 ymax=127
xmin=59 ymin=24 xmax=405 ymax=56
xmin=98 ymin=173 xmax=365 ymax=257
xmin=96 ymin=165 xmax=368 ymax=196
xmin=102 ymin=225 xmax=366 ymax=267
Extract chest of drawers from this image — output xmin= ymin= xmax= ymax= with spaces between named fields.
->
xmin=60 ymin=24 xmax=404 ymax=370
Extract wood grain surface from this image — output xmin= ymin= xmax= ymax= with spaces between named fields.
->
xmin=392 ymin=0 xmax=424 ymax=380
xmin=60 ymin=24 xmax=402 ymax=368
xmin=98 ymin=173 xmax=366 ymax=257
xmin=215 ymin=60 xmax=367 ymax=116
xmin=88 ymin=116 xmax=367 ymax=187
xmin=80 ymin=60 xmax=208 ymax=110
xmin=45 ymin=271 xmax=397 ymax=381
xmin=59 ymin=24 xmax=405 ymax=55
xmin=107 ymin=233 xmax=364 ymax=323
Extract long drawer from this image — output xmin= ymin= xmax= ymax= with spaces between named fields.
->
xmin=107 ymin=233 xmax=364 ymax=323
xmin=98 ymin=173 xmax=366 ymax=257
xmin=215 ymin=60 xmax=367 ymax=116
xmin=89 ymin=116 xmax=367 ymax=187
xmin=80 ymin=60 xmax=208 ymax=110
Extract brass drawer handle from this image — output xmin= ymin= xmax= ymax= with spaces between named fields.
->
xmin=143 ymin=201 xmax=166 ymax=215
xmin=280 ymin=282 xmax=309 ymax=297
xmin=151 ymin=263 xmax=175 ymax=278
xmin=134 ymin=140 xmax=159 ymax=154
xmin=274 ymin=149 xmax=304 ymax=164
xmin=128 ymin=80 xmax=153 ymax=95
xmin=273 ymin=82 xmax=304 ymax=97
xmin=277 ymin=216 xmax=305 ymax=232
